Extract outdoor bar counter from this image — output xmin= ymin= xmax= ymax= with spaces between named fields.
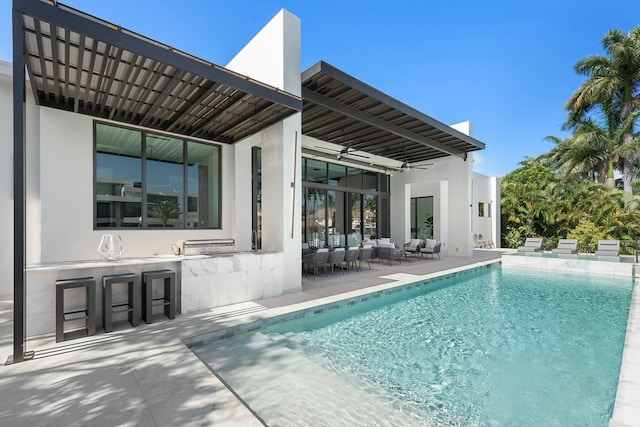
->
xmin=25 ymin=250 xmax=285 ymax=338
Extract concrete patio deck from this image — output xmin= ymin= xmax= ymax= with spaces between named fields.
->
xmin=0 ymin=249 xmax=636 ymax=426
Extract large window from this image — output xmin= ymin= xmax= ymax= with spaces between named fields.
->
xmin=252 ymin=147 xmax=262 ymax=249
xmin=302 ymin=157 xmax=390 ymax=247
xmin=95 ymin=122 xmax=221 ymax=229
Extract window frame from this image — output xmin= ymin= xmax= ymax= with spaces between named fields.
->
xmin=93 ymin=121 xmax=222 ymax=230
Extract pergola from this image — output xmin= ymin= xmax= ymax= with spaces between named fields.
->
xmin=301 ymin=61 xmax=485 ymax=168
xmin=11 ymin=0 xmax=302 ymax=362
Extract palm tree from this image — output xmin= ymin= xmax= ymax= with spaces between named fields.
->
xmin=149 ymin=200 xmax=182 ymax=227
xmin=543 ymin=118 xmax=618 ymax=187
xmin=565 ymin=27 xmax=640 ymax=193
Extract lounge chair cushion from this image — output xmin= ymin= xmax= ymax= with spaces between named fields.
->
xmin=517 ymin=237 xmax=542 ymax=252
xmin=376 ymin=238 xmax=391 ymax=247
xmin=425 ymin=239 xmax=438 ymax=249
xmin=551 ymin=239 xmax=577 ymax=254
xmin=377 ymin=241 xmax=395 ymax=249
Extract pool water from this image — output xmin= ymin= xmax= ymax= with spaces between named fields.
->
xmin=266 ymin=266 xmax=632 ymax=426
xmin=196 ymin=266 xmax=633 ymax=426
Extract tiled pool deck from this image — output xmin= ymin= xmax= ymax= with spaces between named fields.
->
xmin=0 ymin=249 xmax=637 ymax=426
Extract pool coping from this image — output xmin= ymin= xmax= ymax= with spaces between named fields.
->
xmin=610 ymin=270 xmax=640 ymax=427
xmin=183 ymin=258 xmax=502 ymax=348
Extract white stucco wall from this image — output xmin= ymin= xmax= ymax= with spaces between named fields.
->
xmin=0 ymin=63 xmax=14 ymax=298
xmin=472 ymin=172 xmax=501 ymax=248
xmin=226 ymin=9 xmax=302 ymax=293
xmin=226 ymin=9 xmax=301 ymax=97
xmin=391 ymin=155 xmax=474 ymax=257
xmin=1 ymin=61 xmax=41 ymax=298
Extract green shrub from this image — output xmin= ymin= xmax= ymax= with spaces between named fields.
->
xmin=567 ymin=219 xmax=608 ymax=252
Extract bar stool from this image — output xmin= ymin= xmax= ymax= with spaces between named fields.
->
xmin=102 ymin=273 xmax=141 ymax=333
xmin=141 ymin=270 xmax=175 ymax=324
xmin=55 ymin=277 xmax=96 ymax=342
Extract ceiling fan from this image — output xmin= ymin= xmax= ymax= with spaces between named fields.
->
xmin=314 ymin=145 xmax=370 ymax=161
xmin=396 ymin=160 xmax=434 ymax=172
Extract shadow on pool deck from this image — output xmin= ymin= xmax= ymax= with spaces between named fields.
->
xmin=0 ymin=250 xmax=508 ymax=426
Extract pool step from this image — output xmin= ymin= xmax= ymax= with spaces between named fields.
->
xmin=193 ymin=332 xmax=423 ymax=426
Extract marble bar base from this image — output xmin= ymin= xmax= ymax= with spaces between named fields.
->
xmin=181 ymin=252 xmax=286 ymax=314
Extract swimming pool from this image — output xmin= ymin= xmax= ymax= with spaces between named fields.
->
xmin=192 ymin=265 xmax=632 ymax=426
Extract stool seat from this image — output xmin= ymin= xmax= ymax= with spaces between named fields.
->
xmin=102 ymin=273 xmax=141 ymax=333
xmin=142 ymin=270 xmax=175 ymax=324
xmin=56 ymin=277 xmax=96 ymax=342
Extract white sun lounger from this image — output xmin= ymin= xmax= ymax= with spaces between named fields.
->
xmin=517 ymin=237 xmax=543 ymax=253
xmin=594 ymin=240 xmax=620 ymax=257
xmin=552 ymin=239 xmax=578 ymax=254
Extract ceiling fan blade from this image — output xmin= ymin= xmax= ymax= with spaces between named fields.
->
xmin=314 ymin=145 xmax=341 ymax=153
xmin=346 ymin=152 xmax=369 ymax=159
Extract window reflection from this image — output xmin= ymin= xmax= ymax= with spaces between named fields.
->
xmin=301 ymin=157 xmax=390 ymax=244
xmin=188 ymin=142 xmax=220 ymax=228
xmin=411 ymin=196 xmax=434 ymax=239
xmin=306 ymin=188 xmax=326 ymax=247
xmin=146 ymin=134 xmax=184 ymax=228
xmin=95 ymin=122 xmax=221 ymax=229
xmin=307 ymin=159 xmax=327 ymax=184
xmin=95 ymin=124 xmax=142 ymax=227
xmin=363 ymin=194 xmax=377 ymax=240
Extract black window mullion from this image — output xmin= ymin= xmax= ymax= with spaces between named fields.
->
xmin=183 ymin=140 xmax=188 ymax=229
xmin=141 ymin=132 xmax=147 ymax=228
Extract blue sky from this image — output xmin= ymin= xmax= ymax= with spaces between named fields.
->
xmin=1 ymin=0 xmax=639 ymax=176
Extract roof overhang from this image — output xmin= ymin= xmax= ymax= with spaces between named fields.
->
xmin=15 ymin=0 xmax=303 ymax=143
xmin=301 ymin=61 xmax=485 ymax=165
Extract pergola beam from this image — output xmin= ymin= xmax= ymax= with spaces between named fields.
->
xmin=302 ymin=87 xmax=466 ymax=159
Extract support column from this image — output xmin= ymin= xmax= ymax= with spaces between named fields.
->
xmin=12 ymin=3 xmax=26 ymax=363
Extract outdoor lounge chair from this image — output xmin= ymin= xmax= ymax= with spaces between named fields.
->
xmin=403 ymin=238 xmax=424 ymax=257
xmin=594 ymin=240 xmax=620 ymax=257
xmin=420 ymin=239 xmax=441 ymax=259
xmin=551 ymin=239 xmax=578 ymax=254
xmin=517 ymin=237 xmax=543 ymax=252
